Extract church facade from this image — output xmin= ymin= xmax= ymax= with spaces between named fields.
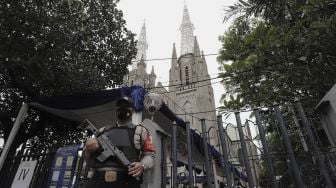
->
xmin=123 ymin=5 xmax=226 ymax=187
xmin=123 ymin=5 xmax=217 ymax=138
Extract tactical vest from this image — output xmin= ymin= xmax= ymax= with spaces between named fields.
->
xmin=89 ymin=126 xmax=140 ymax=170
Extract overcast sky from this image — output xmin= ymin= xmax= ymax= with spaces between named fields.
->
xmin=117 ymin=0 xmax=236 ymax=110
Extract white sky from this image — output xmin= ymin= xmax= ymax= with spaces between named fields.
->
xmin=117 ymin=0 xmax=236 ymax=109
xmin=117 ymin=0 xmax=256 ymax=138
xmin=0 ymin=0 xmax=256 ymax=149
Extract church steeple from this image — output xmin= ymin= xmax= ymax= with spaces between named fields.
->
xmin=150 ymin=66 xmax=155 ymax=75
xmin=180 ymin=4 xmax=194 ymax=55
xmin=132 ymin=21 xmax=148 ymax=70
xmin=170 ymin=43 xmax=178 ymax=71
xmin=169 ymin=43 xmax=179 ymax=88
xmin=149 ymin=66 xmax=156 ymax=87
xmin=201 ymin=51 xmax=208 ymax=71
xmin=172 ymin=43 xmax=177 ymax=59
xmin=193 ymin=36 xmax=201 ymax=57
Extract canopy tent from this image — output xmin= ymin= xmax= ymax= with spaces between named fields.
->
xmin=1 ymin=86 xmax=247 ymax=181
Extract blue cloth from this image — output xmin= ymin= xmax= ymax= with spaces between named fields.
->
xmin=120 ymin=86 xmax=145 ymax=112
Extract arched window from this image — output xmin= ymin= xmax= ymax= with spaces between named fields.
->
xmin=185 ymin=66 xmax=189 ymax=85
xmin=131 ymin=80 xmax=134 ymax=86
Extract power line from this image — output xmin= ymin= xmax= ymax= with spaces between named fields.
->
xmin=144 ymin=60 xmax=286 ymax=90
xmin=154 ymin=72 xmax=221 ymax=84
xmin=131 ymin=53 xmax=219 ymax=63
xmin=147 ymin=80 xmax=222 ymax=94
xmin=160 ymin=91 xmax=218 ymax=122
xmin=176 ymin=109 xmax=217 ymax=115
xmin=146 ymin=77 xmax=220 ymax=89
xmin=131 ymin=55 xmax=303 ymax=119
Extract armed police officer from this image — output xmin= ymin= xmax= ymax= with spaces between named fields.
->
xmin=84 ymin=97 xmax=155 ymax=188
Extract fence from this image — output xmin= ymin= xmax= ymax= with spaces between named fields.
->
xmin=1 ymin=100 xmax=336 ymax=188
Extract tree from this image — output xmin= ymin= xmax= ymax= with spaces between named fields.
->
xmin=0 ymin=0 xmax=136 ymax=146
xmin=218 ymin=0 xmax=336 ymax=110
xmin=218 ymin=0 xmax=336 ymax=186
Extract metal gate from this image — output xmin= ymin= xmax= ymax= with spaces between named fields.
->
xmin=0 ymin=143 xmax=55 ymax=188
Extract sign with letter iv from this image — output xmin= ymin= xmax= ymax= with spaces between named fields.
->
xmin=11 ymin=160 xmax=37 ymax=188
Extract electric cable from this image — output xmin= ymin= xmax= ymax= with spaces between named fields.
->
xmin=159 ymin=91 xmax=218 ymax=122
xmin=131 ymin=53 xmax=220 ymax=63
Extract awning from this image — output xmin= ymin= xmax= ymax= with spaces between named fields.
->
xmin=28 ymin=86 xmax=247 ymax=181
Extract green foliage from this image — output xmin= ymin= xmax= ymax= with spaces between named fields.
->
xmin=0 ymin=0 xmax=136 ymax=146
xmin=218 ymin=0 xmax=336 ymax=186
xmin=218 ymin=0 xmax=336 ymax=112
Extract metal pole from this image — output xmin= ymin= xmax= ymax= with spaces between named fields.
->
xmin=295 ymin=100 xmax=334 ymax=188
xmin=0 ymin=103 xmax=28 ymax=172
xmin=217 ymin=115 xmax=232 ymax=188
xmin=234 ymin=112 xmax=254 ymax=188
xmin=161 ymin=136 xmax=166 ymax=188
xmin=207 ymin=128 xmax=215 ymax=187
xmin=74 ymin=153 xmax=85 ymax=188
xmin=172 ymin=121 xmax=177 ymax=188
xmin=254 ymin=108 xmax=278 ymax=188
xmin=200 ymin=119 xmax=214 ymax=188
xmin=185 ymin=122 xmax=194 ymax=188
xmin=273 ymin=105 xmax=306 ymax=188
xmin=157 ymin=130 xmax=169 ymax=188
xmin=289 ymin=106 xmax=309 ymax=152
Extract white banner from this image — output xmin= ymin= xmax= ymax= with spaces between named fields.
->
xmin=11 ymin=160 xmax=37 ymax=188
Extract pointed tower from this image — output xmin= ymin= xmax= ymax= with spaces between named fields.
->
xmin=193 ymin=36 xmax=201 ymax=58
xmin=169 ymin=43 xmax=179 ymax=89
xmin=180 ymin=4 xmax=194 ymax=55
xmin=166 ymin=4 xmax=218 ymax=140
xmin=136 ymin=55 xmax=146 ymax=77
xmin=200 ymin=50 xmax=210 ymax=80
xmin=149 ymin=66 xmax=156 ymax=88
xmin=132 ymin=21 xmax=148 ymax=70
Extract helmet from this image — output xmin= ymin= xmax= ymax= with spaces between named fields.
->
xmin=116 ymin=96 xmax=134 ymax=108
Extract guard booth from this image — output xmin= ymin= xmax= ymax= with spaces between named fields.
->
xmin=0 ymin=86 xmax=248 ymax=188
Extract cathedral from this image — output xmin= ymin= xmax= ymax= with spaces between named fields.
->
xmin=122 ymin=5 xmax=262 ymax=187
xmin=123 ymin=5 xmax=217 ymax=136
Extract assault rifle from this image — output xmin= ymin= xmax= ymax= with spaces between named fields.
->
xmin=79 ymin=119 xmax=140 ymax=180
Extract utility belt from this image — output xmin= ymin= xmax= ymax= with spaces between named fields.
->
xmin=91 ymin=169 xmax=142 ymax=183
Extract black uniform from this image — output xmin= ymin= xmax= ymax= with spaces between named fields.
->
xmin=84 ymin=125 xmax=142 ymax=188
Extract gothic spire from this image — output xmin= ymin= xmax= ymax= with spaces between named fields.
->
xmin=137 ymin=55 xmax=146 ymax=68
xmin=149 ymin=66 xmax=156 ymax=87
xmin=132 ymin=21 xmax=148 ymax=70
xmin=150 ymin=66 xmax=155 ymax=75
xmin=201 ymin=50 xmax=206 ymax=62
xmin=180 ymin=4 xmax=194 ymax=55
xmin=171 ymin=43 xmax=178 ymax=68
xmin=172 ymin=43 xmax=177 ymax=59
xmin=193 ymin=36 xmax=200 ymax=57
xmin=200 ymin=50 xmax=209 ymax=78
